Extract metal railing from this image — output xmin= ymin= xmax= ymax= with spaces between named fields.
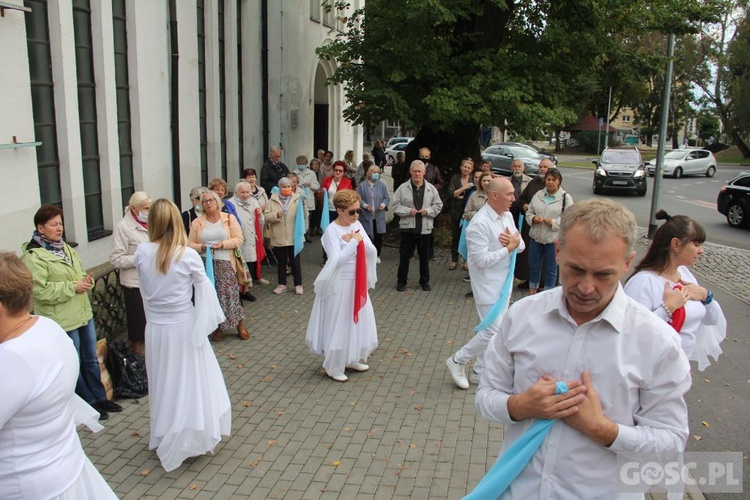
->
xmin=90 ymin=267 xmax=128 ymax=340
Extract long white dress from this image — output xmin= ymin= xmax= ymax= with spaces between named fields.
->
xmin=624 ymin=266 xmax=726 ymax=371
xmin=306 ymin=220 xmax=379 ymax=377
xmin=134 ymin=243 xmax=231 ymax=472
xmin=0 ymin=316 xmax=116 ymax=500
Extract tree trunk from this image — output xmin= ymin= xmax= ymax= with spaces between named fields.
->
xmin=732 ymin=130 xmax=750 ymax=158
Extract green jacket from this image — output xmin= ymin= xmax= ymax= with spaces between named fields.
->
xmin=21 ymin=240 xmax=93 ymax=332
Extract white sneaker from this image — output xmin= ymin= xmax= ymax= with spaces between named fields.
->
xmin=273 ymin=285 xmax=287 ymax=294
xmin=376 ymin=257 xmax=381 ymax=264
xmin=295 ymin=285 xmax=304 ymax=295
xmin=468 ymin=369 xmax=481 ymax=385
xmin=445 ymin=357 xmax=469 ymax=390
xmin=328 ymin=373 xmax=348 ymax=382
xmin=346 ymin=362 xmax=369 ymax=372
xmin=256 ymin=278 xmax=270 ymax=285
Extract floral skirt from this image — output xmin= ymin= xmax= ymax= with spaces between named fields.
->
xmin=213 ymin=260 xmax=244 ymax=330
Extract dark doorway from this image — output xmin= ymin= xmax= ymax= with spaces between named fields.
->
xmin=314 ymin=104 xmax=329 ymax=154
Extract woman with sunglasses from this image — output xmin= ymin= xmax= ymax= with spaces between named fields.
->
xmin=320 ymin=160 xmax=354 ymax=224
xmin=306 ymin=189 xmax=378 ymax=382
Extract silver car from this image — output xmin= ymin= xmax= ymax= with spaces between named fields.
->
xmin=645 ymin=149 xmax=717 ymax=178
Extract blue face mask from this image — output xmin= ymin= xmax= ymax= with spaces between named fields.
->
xmin=371 ymin=173 xmax=381 ymax=181
xmin=297 ymin=164 xmax=306 ymax=170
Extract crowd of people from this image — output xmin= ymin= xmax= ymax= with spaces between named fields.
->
xmin=0 ymin=141 xmax=729 ymax=498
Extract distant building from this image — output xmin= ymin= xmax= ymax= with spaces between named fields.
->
xmin=1 ymin=1 xmax=363 ymax=267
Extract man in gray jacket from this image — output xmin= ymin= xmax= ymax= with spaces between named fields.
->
xmin=391 ymin=161 xmax=443 ymax=291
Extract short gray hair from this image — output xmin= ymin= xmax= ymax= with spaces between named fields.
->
xmin=190 ymin=186 xmax=209 ymax=201
xmin=234 ymin=180 xmax=251 ymax=193
xmin=409 ymin=160 xmax=425 ymax=173
xmin=277 ymin=177 xmax=292 ymax=187
xmin=558 ymin=198 xmax=636 ymax=254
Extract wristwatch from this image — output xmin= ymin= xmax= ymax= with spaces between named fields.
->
xmin=701 ymin=290 xmax=714 ymax=305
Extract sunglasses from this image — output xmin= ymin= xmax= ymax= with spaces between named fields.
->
xmin=347 ymin=208 xmax=362 ymax=216
xmin=334 ymin=169 xmax=344 ymax=173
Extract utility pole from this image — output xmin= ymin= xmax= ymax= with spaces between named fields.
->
xmin=648 ymin=33 xmax=675 ymax=239
xmin=604 ymin=86 xmax=612 ymax=149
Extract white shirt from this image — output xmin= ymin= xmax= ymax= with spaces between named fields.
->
xmin=467 ymin=203 xmax=525 ymax=305
xmin=476 ymin=286 xmax=691 ymax=499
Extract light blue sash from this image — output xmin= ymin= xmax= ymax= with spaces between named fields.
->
xmin=294 ymin=197 xmax=305 ymax=256
xmin=205 ymin=246 xmax=215 ymax=285
xmin=473 ymin=214 xmax=523 ymax=332
xmin=458 ymin=219 xmax=468 ymax=261
xmin=464 ymin=381 xmax=569 ymax=499
xmin=320 ymin=189 xmax=330 ymax=232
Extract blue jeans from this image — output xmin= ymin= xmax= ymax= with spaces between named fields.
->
xmin=528 ymin=239 xmax=557 ymax=290
xmin=67 ymin=318 xmax=107 ymax=404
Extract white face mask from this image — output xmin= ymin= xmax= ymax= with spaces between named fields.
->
xmin=137 ymin=210 xmax=149 ymax=223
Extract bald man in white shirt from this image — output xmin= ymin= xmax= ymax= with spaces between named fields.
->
xmin=445 ymin=177 xmax=524 ymax=389
xmin=475 ymin=198 xmax=691 ymax=499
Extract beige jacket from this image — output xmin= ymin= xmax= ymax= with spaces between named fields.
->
xmin=110 ymin=212 xmax=150 ymax=288
xmin=264 ymin=192 xmax=307 ymax=248
xmin=188 ymin=212 xmax=244 ymax=272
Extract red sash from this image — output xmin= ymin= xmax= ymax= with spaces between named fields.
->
xmin=669 ymin=283 xmax=686 ymax=332
xmin=353 ymin=240 xmax=367 ymax=323
xmin=255 ymin=215 xmax=266 ymax=277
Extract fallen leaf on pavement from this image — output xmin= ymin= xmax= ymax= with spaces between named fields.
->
xmin=188 ymin=484 xmax=198 ymax=491
xmin=332 ymin=460 xmax=340 ymax=466
xmin=140 ymin=469 xmax=150 ymax=476
xmin=702 ymin=421 xmax=711 ymax=428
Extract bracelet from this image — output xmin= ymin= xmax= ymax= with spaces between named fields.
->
xmin=660 ymin=303 xmax=673 ymax=319
xmin=701 ymin=290 xmax=714 ymax=305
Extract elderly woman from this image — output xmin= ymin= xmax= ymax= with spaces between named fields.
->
xmin=320 ymin=160 xmax=354 ymax=223
xmin=209 ymin=177 xmax=240 ymax=224
xmin=242 ymin=168 xmax=269 ymax=211
xmin=447 ymin=159 xmax=475 ymax=270
xmin=21 ymin=205 xmax=122 ymax=420
xmin=230 ymin=180 xmax=264 ymax=301
xmin=264 ymin=177 xmax=307 ymax=295
xmin=624 ymin=210 xmax=726 ymax=370
xmin=188 ymin=190 xmax=249 ymax=341
xmin=526 ymin=169 xmax=574 ymax=295
xmin=356 ymin=165 xmax=390 ymax=263
xmin=306 ymin=189 xmax=378 ymax=382
xmin=135 ymin=199 xmax=231 ymax=472
xmin=110 ymin=191 xmax=151 ymax=355
xmin=295 ymin=155 xmax=320 ymax=238
xmin=0 ymin=252 xmax=117 ymax=499
xmin=182 ymin=186 xmax=209 ymax=234
xmin=343 ymin=150 xmax=357 ymax=182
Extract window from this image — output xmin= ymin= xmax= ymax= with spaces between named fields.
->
xmin=310 ymin=0 xmax=321 ymax=22
xmin=237 ymin=0 xmax=244 ymax=174
xmin=218 ymin=0 xmax=227 ymax=180
xmin=622 ymin=115 xmax=631 ymax=123
xmin=322 ymin=0 xmax=334 ymax=28
xmin=73 ymin=0 xmax=107 ymax=240
xmin=25 ymin=0 xmax=63 ymax=207
xmin=112 ymin=0 xmax=134 ymax=206
xmin=197 ymin=0 xmax=208 ymax=185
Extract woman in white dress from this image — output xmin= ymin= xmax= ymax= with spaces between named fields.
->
xmin=134 ymin=199 xmax=231 ymax=472
xmin=306 ymin=189 xmax=379 ymax=382
xmin=624 ymin=210 xmax=726 ymax=371
xmin=0 ymin=252 xmax=116 ymax=500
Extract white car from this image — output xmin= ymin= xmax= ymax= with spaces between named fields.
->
xmin=385 ymin=136 xmax=413 ymax=149
xmin=645 ymin=149 xmax=717 ymax=178
xmin=385 ymin=141 xmax=410 ymax=164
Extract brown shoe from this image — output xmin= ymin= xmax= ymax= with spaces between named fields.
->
xmin=237 ymin=323 xmax=250 ymax=340
xmin=211 ymin=328 xmax=223 ymax=342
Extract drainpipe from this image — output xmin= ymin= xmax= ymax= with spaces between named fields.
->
xmin=261 ymin=0 xmax=269 ymax=155
xmin=169 ymin=0 xmax=181 ymax=203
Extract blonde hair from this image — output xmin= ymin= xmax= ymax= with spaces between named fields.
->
xmin=148 ymin=199 xmax=188 ymax=274
xmin=333 ymin=189 xmax=360 ymax=209
xmin=208 ymin=178 xmax=228 ymax=194
xmin=559 ymin=198 xmax=636 ymax=254
xmin=125 ymin=191 xmax=151 ymax=215
xmin=0 ymin=252 xmax=33 ymax=314
xmin=202 ymin=190 xmax=224 ymax=210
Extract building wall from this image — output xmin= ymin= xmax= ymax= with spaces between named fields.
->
xmin=1 ymin=0 xmax=362 ymax=268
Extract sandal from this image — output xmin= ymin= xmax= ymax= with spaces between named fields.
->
xmin=449 ymin=262 xmax=457 ymax=270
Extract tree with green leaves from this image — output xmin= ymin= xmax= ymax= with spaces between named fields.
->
xmin=727 ymin=8 xmax=750 ymax=152
xmin=318 ymin=0 xmax=719 ymax=175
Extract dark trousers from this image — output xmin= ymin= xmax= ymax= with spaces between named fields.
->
xmin=273 ymin=246 xmax=302 ymax=286
xmin=370 ymin=220 xmax=383 ymax=256
xmin=398 ymin=231 xmax=430 ymax=286
xmin=309 ymin=209 xmax=320 ymax=234
xmin=514 ymin=218 xmax=531 ymax=281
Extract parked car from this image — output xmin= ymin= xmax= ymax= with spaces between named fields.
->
xmin=385 ymin=141 xmax=410 ymax=164
xmin=481 ymin=144 xmax=546 ymax=176
xmin=385 ymin=137 xmax=413 ymax=149
xmin=503 ymin=142 xmax=558 ymax=165
xmin=645 ymin=149 xmax=717 ymax=178
xmin=592 ymin=147 xmax=647 ymax=196
xmin=717 ymin=171 xmax=750 ymax=228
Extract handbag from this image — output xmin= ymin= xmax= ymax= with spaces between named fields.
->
xmin=233 ymin=248 xmax=251 ymax=289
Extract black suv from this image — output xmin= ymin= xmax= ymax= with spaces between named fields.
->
xmin=717 ymin=171 xmax=750 ymax=228
xmin=592 ymin=147 xmax=647 ymax=196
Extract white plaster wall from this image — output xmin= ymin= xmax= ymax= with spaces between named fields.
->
xmin=0 ymin=8 xmax=41 ymax=256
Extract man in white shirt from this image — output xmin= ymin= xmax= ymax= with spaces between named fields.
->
xmin=475 ymin=198 xmax=691 ymax=499
xmin=446 ymin=177 xmax=524 ymax=389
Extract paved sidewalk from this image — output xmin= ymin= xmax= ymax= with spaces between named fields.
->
xmin=81 ymin=239 xmax=709 ymax=499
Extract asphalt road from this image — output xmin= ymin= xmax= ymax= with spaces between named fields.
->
xmin=556 ymin=163 xmax=750 ymax=251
